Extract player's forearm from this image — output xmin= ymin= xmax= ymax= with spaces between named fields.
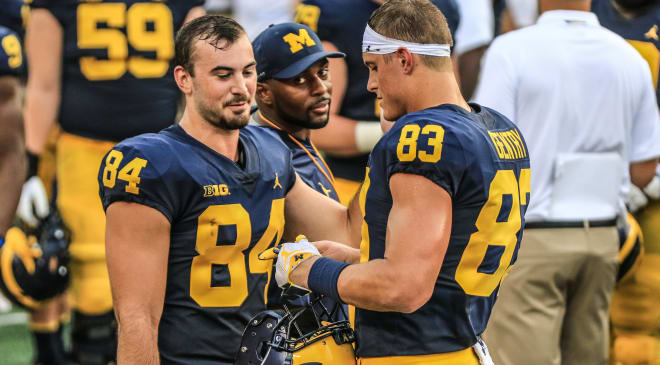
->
xmin=24 ymin=8 xmax=63 ymax=155
xmin=0 ymin=88 xmax=25 ymax=234
xmin=116 ymin=315 xmax=160 ymax=365
xmin=24 ymin=86 xmax=60 ymax=154
xmin=291 ymin=257 xmax=428 ymax=313
xmin=337 ymin=259 xmax=432 ymax=313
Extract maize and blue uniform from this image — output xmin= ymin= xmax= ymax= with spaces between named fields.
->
xmin=295 ymin=0 xmax=460 ymax=203
xmin=592 ymin=2 xmax=660 ymax=363
xmin=31 ymin=0 xmax=203 ymax=142
xmin=99 ymin=125 xmax=296 ymax=364
xmin=356 ymin=103 xmax=530 ymax=363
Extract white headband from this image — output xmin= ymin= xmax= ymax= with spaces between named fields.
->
xmin=361 ymin=25 xmax=451 ymax=57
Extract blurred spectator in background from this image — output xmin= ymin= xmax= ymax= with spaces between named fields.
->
xmin=592 ymin=1 xmax=660 ymax=364
xmin=454 ymin=0 xmax=494 ymax=99
xmin=294 ymin=0 xmax=459 ymax=205
xmin=206 ymin=0 xmax=299 ymax=40
xmin=204 ymin=0 xmax=231 ymax=13
xmin=474 ymin=0 xmax=660 ymax=364
xmin=500 ymin=0 xmax=539 ymax=32
xmin=21 ymin=1 xmax=204 ymax=363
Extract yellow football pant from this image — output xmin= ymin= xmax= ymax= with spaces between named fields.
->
xmin=611 ymin=201 xmax=660 ymax=365
xmin=358 ymin=348 xmax=480 ymax=365
xmin=56 ymin=133 xmax=115 ymax=315
xmin=335 ymin=177 xmax=362 ymax=207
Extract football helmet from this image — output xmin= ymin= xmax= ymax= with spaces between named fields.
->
xmin=0 ymin=211 xmax=71 ymax=309
xmin=617 ymin=213 xmax=644 ymax=283
xmin=235 ymin=295 xmax=357 ymax=365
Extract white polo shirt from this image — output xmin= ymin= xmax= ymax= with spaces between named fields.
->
xmin=474 ymin=10 xmax=660 ymax=222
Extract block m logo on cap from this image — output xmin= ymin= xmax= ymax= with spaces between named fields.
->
xmin=282 ymin=28 xmax=316 ymax=54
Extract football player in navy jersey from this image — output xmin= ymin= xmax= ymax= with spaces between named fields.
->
xmin=275 ymin=1 xmax=530 ymax=364
xmin=591 ymin=1 xmax=660 ymax=363
xmin=294 ymin=0 xmax=460 ymax=206
xmin=100 ymin=16 xmax=360 ymax=364
xmin=22 ymin=1 xmax=204 ymax=363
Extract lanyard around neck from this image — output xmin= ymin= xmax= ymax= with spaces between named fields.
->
xmin=258 ymin=111 xmax=337 ymax=193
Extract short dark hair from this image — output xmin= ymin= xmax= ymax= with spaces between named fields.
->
xmin=175 ymin=15 xmax=246 ymax=76
xmin=368 ymin=0 xmax=453 ymax=69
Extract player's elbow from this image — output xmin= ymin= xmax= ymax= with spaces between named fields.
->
xmin=383 ymin=280 xmax=434 ymax=314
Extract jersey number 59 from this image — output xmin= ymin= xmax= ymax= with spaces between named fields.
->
xmin=77 ymin=2 xmax=174 ymax=81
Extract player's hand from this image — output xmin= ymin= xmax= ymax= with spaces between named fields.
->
xmin=261 ymin=235 xmax=321 ymax=291
xmin=16 ymin=176 xmax=50 ymax=227
xmin=313 ymin=240 xmax=361 ymax=264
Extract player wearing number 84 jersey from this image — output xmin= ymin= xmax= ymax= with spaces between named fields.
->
xmin=99 ymin=124 xmax=296 ymax=363
xmin=99 ymin=15 xmax=361 ymax=364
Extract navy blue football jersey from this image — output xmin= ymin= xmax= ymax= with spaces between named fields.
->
xmin=259 ymin=127 xmax=339 ymax=202
xmin=593 ymin=0 xmax=660 ymax=102
xmin=30 ymin=0 xmax=203 ymax=142
xmin=0 ymin=26 xmax=24 ymax=77
xmin=295 ymin=0 xmax=460 ymax=181
xmin=98 ymin=125 xmax=296 ymax=364
xmin=355 ymin=103 xmax=531 ymax=357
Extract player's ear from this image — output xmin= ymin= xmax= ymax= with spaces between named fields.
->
xmin=396 ymin=47 xmax=414 ymax=75
xmin=174 ymin=65 xmax=193 ymax=95
xmin=256 ymin=82 xmax=274 ymax=106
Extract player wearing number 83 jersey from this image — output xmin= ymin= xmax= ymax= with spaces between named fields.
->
xmin=356 ymin=103 xmax=531 ymax=358
xmin=279 ymin=2 xmax=532 ymax=362
xmin=98 ymin=124 xmax=296 ymax=363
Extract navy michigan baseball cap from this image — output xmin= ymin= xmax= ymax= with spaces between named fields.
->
xmin=253 ymin=23 xmax=345 ymax=82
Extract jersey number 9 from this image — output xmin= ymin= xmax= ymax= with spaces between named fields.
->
xmin=77 ymin=2 xmax=174 ymax=81
xmin=1 ymin=34 xmax=22 ymax=69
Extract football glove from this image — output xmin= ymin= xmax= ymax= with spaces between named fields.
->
xmin=259 ymin=235 xmax=320 ymax=292
xmin=627 ymin=183 xmax=648 ymax=214
xmin=16 ymin=176 xmax=50 ymax=228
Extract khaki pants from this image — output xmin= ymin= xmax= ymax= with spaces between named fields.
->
xmin=484 ymin=225 xmax=618 ymax=365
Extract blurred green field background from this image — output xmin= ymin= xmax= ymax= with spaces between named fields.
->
xmin=0 ymin=306 xmax=34 ymax=365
